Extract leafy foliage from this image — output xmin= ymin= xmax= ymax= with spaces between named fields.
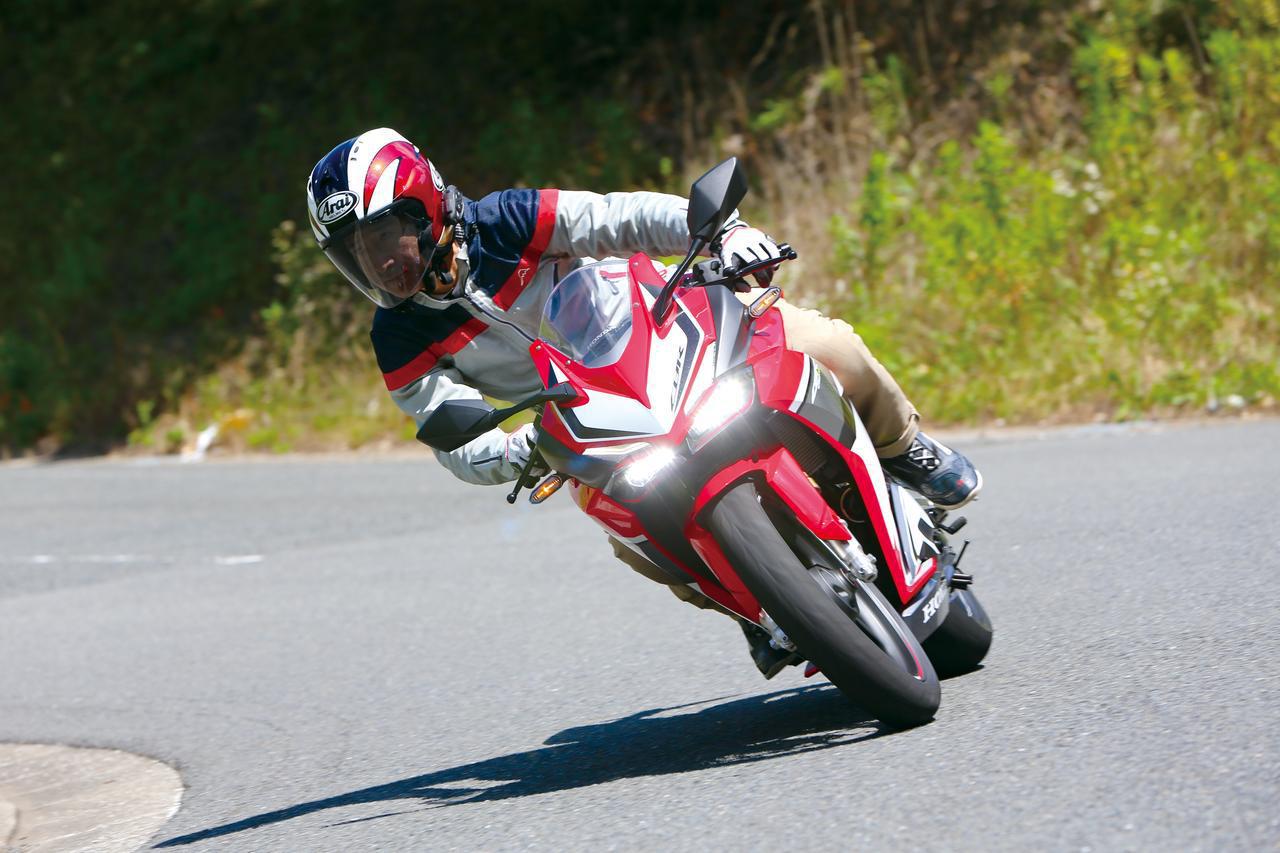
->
xmin=773 ymin=0 xmax=1280 ymax=422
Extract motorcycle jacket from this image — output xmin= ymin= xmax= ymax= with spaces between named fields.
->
xmin=372 ymin=188 xmax=739 ymax=485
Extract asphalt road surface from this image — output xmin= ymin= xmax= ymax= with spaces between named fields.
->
xmin=2 ymin=419 xmax=1278 ymax=851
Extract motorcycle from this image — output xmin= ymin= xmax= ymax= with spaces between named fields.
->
xmin=418 ymin=158 xmax=993 ymax=728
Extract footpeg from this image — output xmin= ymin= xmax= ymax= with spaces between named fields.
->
xmin=951 ymin=570 xmax=974 ymax=589
xmin=940 ymin=516 xmax=968 ymax=535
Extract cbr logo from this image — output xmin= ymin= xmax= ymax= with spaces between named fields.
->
xmin=671 ymin=344 xmax=686 ymax=409
xmin=317 ymin=191 xmax=357 ymax=224
xmin=922 ymin=583 xmax=947 ymax=623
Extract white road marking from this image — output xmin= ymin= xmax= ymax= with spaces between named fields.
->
xmin=213 ymin=554 xmax=264 ymax=565
xmin=3 ymin=554 xmax=266 ymax=565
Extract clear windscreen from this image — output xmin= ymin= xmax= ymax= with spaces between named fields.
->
xmin=539 ymin=260 xmax=635 ymax=367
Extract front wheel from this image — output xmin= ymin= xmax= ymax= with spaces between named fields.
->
xmin=704 ymin=481 xmax=941 ymax=728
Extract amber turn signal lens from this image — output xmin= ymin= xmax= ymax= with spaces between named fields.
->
xmin=748 ymin=286 xmax=782 ymax=318
xmin=529 ymin=473 xmax=566 ymax=504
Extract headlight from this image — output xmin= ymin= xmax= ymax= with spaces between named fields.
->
xmin=584 ymin=441 xmax=652 ymax=460
xmin=619 ymin=446 xmax=678 ymax=490
xmin=687 ymin=372 xmax=755 ymax=445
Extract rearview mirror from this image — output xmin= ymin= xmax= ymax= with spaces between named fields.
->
xmin=415 ymin=383 xmax=584 ymax=451
xmin=654 ymin=158 xmax=751 ymax=323
xmin=416 ymin=399 xmax=499 ymax=452
xmin=687 ymin=157 xmax=748 ymax=242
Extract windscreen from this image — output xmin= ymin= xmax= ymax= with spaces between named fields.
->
xmin=539 ymin=260 xmax=635 ymax=367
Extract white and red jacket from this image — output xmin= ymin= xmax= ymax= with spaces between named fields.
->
xmin=372 ymin=188 xmax=729 ymax=484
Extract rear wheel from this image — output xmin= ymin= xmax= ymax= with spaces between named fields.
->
xmin=704 ymin=481 xmax=941 ymax=728
xmin=922 ymin=588 xmax=993 ymax=677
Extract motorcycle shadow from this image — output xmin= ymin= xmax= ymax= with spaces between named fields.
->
xmin=157 ymin=684 xmax=887 ymax=846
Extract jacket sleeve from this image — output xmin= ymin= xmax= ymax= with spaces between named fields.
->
xmin=389 ymin=365 xmax=525 ymax=486
xmin=547 ymin=191 xmax=696 ymax=259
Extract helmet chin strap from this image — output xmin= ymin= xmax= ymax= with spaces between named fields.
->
xmin=418 ymin=223 xmax=470 ymax=299
xmin=415 ymin=187 xmax=469 ymax=299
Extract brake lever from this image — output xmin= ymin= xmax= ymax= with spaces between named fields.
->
xmin=506 ymin=410 xmax=547 ymax=505
xmin=720 ymin=243 xmax=798 ymax=281
xmin=506 ymin=447 xmax=546 ymax=504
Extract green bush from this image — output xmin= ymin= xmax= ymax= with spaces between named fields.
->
xmin=809 ymin=2 xmax=1280 ymax=422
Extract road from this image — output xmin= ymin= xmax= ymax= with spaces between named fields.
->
xmin=1 ymin=419 xmax=1278 ymax=851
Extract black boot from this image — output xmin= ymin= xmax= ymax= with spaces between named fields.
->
xmin=881 ymin=431 xmax=983 ymax=509
xmin=739 ymin=620 xmax=802 ymax=679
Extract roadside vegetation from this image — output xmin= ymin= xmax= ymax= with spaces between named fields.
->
xmin=2 ymin=0 xmax=1276 ymax=454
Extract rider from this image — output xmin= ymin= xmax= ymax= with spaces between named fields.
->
xmin=307 ymin=128 xmax=983 ymax=677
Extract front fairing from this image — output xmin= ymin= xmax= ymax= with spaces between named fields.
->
xmin=531 ymin=255 xmax=734 ymax=463
xmin=527 ymin=251 xmax=935 ymax=613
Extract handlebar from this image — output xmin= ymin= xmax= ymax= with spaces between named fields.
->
xmin=719 ymin=243 xmax=798 ymax=281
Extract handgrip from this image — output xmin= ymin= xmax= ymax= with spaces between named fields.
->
xmin=721 ymin=243 xmax=797 ymax=280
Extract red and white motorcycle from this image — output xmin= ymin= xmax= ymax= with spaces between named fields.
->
xmin=419 ymin=159 xmax=992 ymax=728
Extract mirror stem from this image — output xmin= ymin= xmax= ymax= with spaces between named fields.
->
xmin=653 ymin=236 xmax=707 ymax=323
xmin=481 ymin=383 xmax=578 ymax=432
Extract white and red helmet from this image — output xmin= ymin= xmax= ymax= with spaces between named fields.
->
xmin=306 ymin=128 xmax=451 ymax=307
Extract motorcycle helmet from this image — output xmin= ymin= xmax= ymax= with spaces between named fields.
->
xmin=306 ymin=128 xmax=456 ymax=307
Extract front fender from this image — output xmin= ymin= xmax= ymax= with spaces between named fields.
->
xmin=683 ymin=446 xmax=849 ymax=621
xmin=689 ymin=446 xmax=850 ymax=540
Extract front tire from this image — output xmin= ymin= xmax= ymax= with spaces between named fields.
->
xmin=704 ymin=481 xmax=941 ymax=728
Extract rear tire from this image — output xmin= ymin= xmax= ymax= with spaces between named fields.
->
xmin=922 ymin=589 xmax=993 ymax=677
xmin=704 ymin=481 xmax=941 ymax=728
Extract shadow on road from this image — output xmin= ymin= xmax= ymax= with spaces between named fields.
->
xmin=156 ymin=684 xmax=886 ymax=846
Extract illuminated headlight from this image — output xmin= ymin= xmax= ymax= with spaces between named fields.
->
xmin=619 ymin=446 xmax=678 ymax=490
xmin=687 ymin=372 xmax=755 ymax=444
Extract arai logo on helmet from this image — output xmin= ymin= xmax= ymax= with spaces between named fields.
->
xmin=317 ymin=191 xmax=358 ymax=224
xmin=429 ymin=160 xmax=445 ymax=192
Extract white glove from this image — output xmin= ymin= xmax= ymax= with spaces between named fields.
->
xmin=504 ymin=423 xmax=548 ymax=479
xmin=718 ymin=226 xmax=782 ymax=287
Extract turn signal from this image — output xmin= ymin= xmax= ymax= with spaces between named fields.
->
xmin=748 ymin=286 xmax=782 ymax=318
xmin=529 ymin=473 xmax=566 ymax=504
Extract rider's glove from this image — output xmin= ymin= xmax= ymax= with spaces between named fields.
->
xmin=504 ymin=423 xmax=549 ymax=480
xmin=718 ymin=226 xmax=782 ymax=288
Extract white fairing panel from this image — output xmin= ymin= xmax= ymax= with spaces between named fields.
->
xmin=893 ymin=484 xmax=940 ymax=588
xmin=562 ymin=386 xmax=666 ymax=437
xmin=843 ymin=388 xmax=906 ymax=566
xmin=553 ymin=295 xmax=707 ymax=443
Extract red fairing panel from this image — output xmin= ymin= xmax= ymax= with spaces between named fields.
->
xmin=573 ymin=482 xmax=646 ymax=539
xmin=690 ymin=448 xmax=850 ymax=540
xmin=686 ymin=524 xmax=762 ymax=620
xmin=744 ymin=304 xmax=931 ymax=602
xmin=747 ymin=305 xmax=789 ymax=359
xmin=753 ymin=349 xmax=807 ymax=413
xmin=783 ymin=406 xmax=930 ymax=603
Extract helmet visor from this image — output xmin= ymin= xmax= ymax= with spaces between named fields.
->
xmin=324 ymin=206 xmax=431 ymax=308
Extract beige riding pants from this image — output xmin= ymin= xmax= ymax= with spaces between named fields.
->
xmin=610 ymin=295 xmax=919 ymax=610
